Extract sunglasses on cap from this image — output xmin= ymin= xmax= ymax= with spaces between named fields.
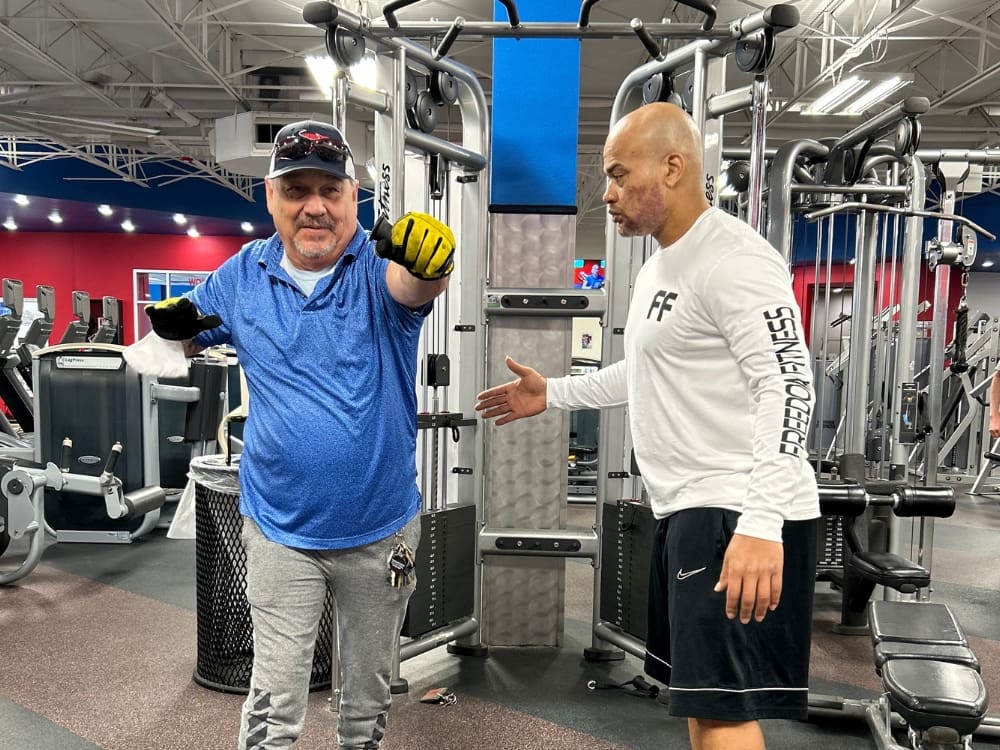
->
xmin=272 ymin=132 xmax=352 ymax=164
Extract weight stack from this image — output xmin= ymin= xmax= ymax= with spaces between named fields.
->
xmin=402 ymin=504 xmax=477 ymax=638
xmin=599 ymin=500 xmax=654 ymax=642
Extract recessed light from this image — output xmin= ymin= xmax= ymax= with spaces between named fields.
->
xmin=241 ymin=221 xmax=254 ymax=233
xmin=187 ymin=226 xmax=200 ymax=238
xmin=14 ymin=194 xmax=29 ymax=206
xmin=173 ymin=213 xmax=188 ymax=225
xmin=3 ymin=217 xmax=16 ymax=231
xmin=98 ymin=204 xmax=113 ymax=217
xmin=983 ymin=260 xmax=995 ymax=268
xmin=121 ymin=219 xmax=136 ymax=232
xmin=48 ymin=211 xmax=63 ymax=224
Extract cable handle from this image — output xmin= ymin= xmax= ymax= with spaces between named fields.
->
xmin=60 ymin=437 xmax=73 ymax=473
xmin=102 ymin=442 xmax=123 ymax=477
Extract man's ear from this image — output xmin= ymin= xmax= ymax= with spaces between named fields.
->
xmin=661 ymin=152 xmax=686 ymax=188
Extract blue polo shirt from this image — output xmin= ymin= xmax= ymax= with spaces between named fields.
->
xmin=190 ymin=226 xmax=427 ymax=549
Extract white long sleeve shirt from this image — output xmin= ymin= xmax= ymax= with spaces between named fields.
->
xmin=548 ymin=208 xmax=820 ymax=542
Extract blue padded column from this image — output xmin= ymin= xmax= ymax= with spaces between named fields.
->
xmin=482 ymin=1 xmax=581 ymax=648
xmin=489 ymin=0 xmax=580 ymax=209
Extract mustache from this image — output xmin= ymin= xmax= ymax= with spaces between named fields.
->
xmin=296 ymin=219 xmax=335 ymax=230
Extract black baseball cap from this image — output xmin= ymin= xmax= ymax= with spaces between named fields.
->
xmin=266 ymin=120 xmax=356 ymax=181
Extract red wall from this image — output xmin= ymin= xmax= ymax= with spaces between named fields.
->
xmin=0 ymin=232 xmax=244 ymax=345
xmin=791 ymin=261 xmax=964 ymax=351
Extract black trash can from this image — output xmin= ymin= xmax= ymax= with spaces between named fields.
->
xmin=191 ymin=454 xmax=335 ymax=694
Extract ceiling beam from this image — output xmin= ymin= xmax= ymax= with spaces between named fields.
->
xmin=0 ymin=23 xmax=120 ymax=109
xmin=140 ymin=0 xmax=252 ymax=111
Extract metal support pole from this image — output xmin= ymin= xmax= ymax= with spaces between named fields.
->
xmin=746 ymin=75 xmax=769 ymax=233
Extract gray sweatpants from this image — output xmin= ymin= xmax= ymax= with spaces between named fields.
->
xmin=237 ymin=514 xmax=419 ymax=750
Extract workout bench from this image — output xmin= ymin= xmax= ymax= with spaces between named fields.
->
xmin=814 ymin=478 xmax=995 ymax=748
xmin=867 ymin=600 xmax=988 ymax=749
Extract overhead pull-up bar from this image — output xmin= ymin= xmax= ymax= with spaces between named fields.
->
xmin=580 ymin=0 xmax=717 ymax=31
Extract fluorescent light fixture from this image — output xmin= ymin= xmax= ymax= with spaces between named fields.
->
xmin=983 ymin=260 xmax=995 ymax=268
xmin=305 ymin=53 xmax=377 ymax=99
xmin=187 ymin=226 xmax=200 ymax=238
xmin=804 ymin=76 xmax=866 ymax=115
xmin=48 ymin=211 xmax=63 ymax=224
xmin=14 ymin=194 xmax=29 ymax=206
xmin=121 ymin=219 xmax=136 ymax=232
xmin=98 ymin=204 xmax=113 ymax=216
xmin=173 ymin=213 xmax=187 ymax=225
xmin=3 ymin=217 xmax=16 ymax=231
xmin=842 ymin=76 xmax=911 ymax=115
xmin=240 ymin=221 xmax=254 ymax=233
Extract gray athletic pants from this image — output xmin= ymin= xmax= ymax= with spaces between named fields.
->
xmin=237 ymin=514 xmax=419 ymax=749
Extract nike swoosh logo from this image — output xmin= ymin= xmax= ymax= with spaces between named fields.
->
xmin=676 ymin=567 xmax=707 ymax=581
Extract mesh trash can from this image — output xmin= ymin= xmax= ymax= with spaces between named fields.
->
xmin=191 ymin=454 xmax=335 ymax=694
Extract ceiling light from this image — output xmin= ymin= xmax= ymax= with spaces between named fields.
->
xmin=804 ymin=77 xmax=866 ymax=115
xmin=187 ymin=226 xmax=200 ymax=238
xmin=14 ymin=194 xmax=29 ymax=206
xmin=121 ymin=219 xmax=136 ymax=232
xmin=3 ymin=217 xmax=16 ymax=231
xmin=983 ymin=260 xmax=995 ymax=268
xmin=173 ymin=213 xmax=187 ymax=225
xmin=305 ymin=53 xmax=377 ymax=99
xmin=48 ymin=211 xmax=63 ymax=224
xmin=240 ymin=221 xmax=254 ymax=233
xmin=842 ymin=76 xmax=911 ymax=115
xmin=98 ymin=204 xmax=113 ymax=216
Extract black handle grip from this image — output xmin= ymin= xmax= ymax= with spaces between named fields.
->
xmin=103 ymin=442 xmax=123 ymax=476
xmin=302 ymin=0 xmax=340 ymax=26
xmin=60 ymin=437 xmax=73 ymax=473
xmin=762 ymin=4 xmax=799 ymax=30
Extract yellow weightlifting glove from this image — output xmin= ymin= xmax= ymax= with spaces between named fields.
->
xmin=145 ymin=296 xmax=222 ymax=341
xmin=372 ymin=212 xmax=456 ymax=281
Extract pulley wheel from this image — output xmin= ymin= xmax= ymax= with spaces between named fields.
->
xmin=679 ymin=70 xmax=696 ymax=113
xmin=894 ymin=120 xmax=912 ymax=156
xmin=326 ymin=26 xmax=365 ymax=68
xmin=642 ymin=72 xmax=673 ymax=105
xmin=405 ymin=69 xmax=419 ymax=109
xmin=734 ymin=29 xmax=774 ymax=74
xmin=412 ymin=90 xmax=438 ymax=133
xmin=429 ymin=70 xmax=459 ymax=106
xmin=726 ymin=161 xmax=752 ymax=193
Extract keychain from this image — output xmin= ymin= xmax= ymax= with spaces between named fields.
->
xmin=386 ymin=534 xmax=415 ymax=588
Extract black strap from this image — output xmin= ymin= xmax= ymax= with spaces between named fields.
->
xmin=587 ymin=675 xmax=660 ymax=699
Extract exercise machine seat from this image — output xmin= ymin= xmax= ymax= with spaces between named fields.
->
xmin=869 ymin=601 xmax=966 ymax=647
xmin=882 ymin=659 xmax=988 ymax=736
xmin=874 ymin=641 xmax=980 ymax=676
xmin=849 ymin=551 xmax=929 ymax=592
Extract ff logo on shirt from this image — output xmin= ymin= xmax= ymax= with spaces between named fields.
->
xmin=647 ymin=290 xmax=678 ymax=321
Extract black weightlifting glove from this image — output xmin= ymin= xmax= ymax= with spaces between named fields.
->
xmin=372 ymin=212 xmax=456 ymax=281
xmin=145 ymin=296 xmax=222 ymax=341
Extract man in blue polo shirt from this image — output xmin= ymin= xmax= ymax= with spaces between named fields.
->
xmin=142 ymin=120 xmax=455 ymax=749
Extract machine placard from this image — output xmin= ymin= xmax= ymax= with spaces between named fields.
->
xmin=56 ymin=355 xmax=123 ymax=370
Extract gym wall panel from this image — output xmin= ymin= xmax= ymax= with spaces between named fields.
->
xmin=483 ymin=212 xmax=573 ymax=646
xmin=0 ymin=232 xmax=242 ymax=344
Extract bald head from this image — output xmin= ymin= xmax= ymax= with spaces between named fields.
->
xmin=608 ymin=103 xmax=704 ymax=186
xmin=602 ymin=103 xmax=710 ymax=247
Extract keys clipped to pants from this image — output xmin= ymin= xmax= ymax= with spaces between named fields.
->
xmin=387 ymin=537 xmax=415 ymax=588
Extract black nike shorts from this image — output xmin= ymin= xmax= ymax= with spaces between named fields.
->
xmin=643 ymin=507 xmax=817 ymax=721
